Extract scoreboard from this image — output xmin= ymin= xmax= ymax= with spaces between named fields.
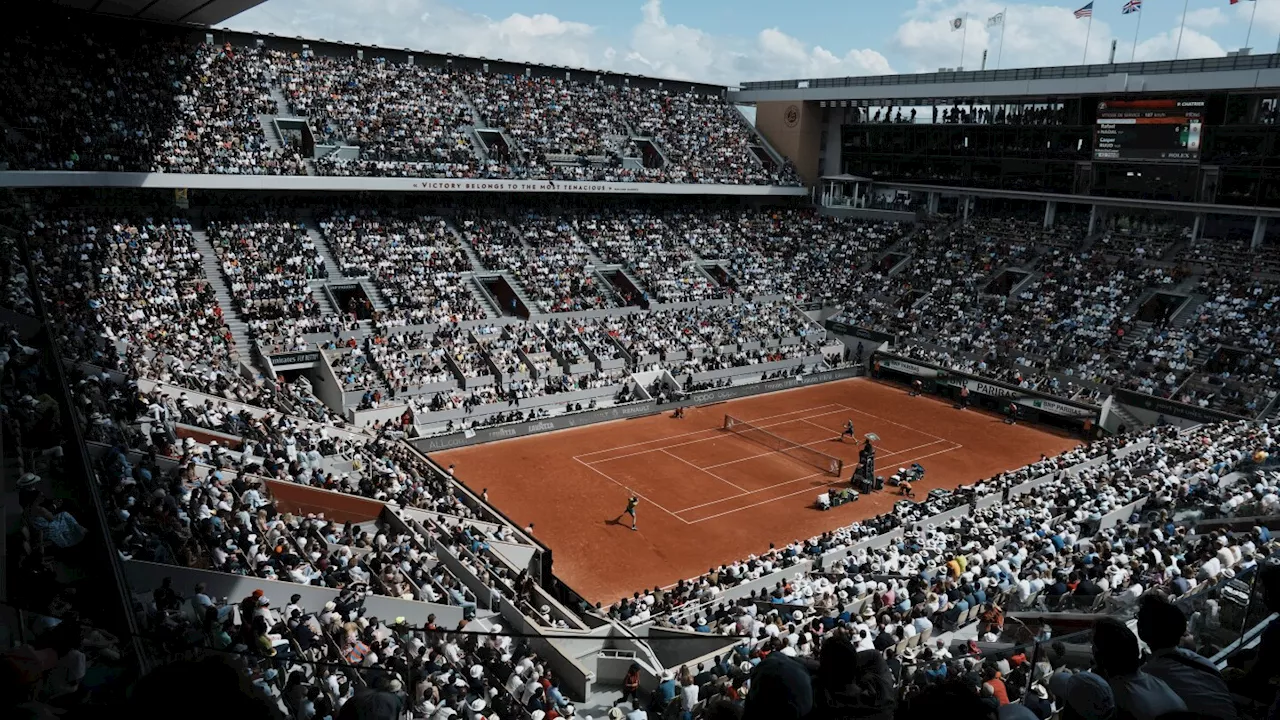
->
xmin=1093 ymin=98 xmax=1204 ymax=163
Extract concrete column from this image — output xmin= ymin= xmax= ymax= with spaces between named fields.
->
xmin=1253 ymin=216 xmax=1268 ymax=250
xmin=1088 ymin=205 xmax=1098 ymax=235
xmin=928 ymin=192 xmax=940 ymax=215
xmin=963 ymin=195 xmax=972 ymax=220
xmin=1044 ymin=201 xmax=1057 ymax=229
xmin=1192 ymin=213 xmax=1205 ymax=243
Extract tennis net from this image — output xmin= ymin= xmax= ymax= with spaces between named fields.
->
xmin=723 ymin=414 xmax=844 ymax=476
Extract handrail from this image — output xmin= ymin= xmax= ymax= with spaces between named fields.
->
xmin=17 ymin=238 xmax=150 ymax=675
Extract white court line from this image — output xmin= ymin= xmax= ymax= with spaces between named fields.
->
xmin=659 ymin=449 xmax=748 ymax=492
xmin=673 ymin=439 xmax=952 ymax=514
xmin=698 ymin=419 xmax=853 ymax=470
xmin=682 ymin=443 xmax=965 ymax=524
xmin=573 ymin=403 xmax=844 ymax=459
xmin=798 ymin=417 xmax=870 ymax=444
xmin=829 ymin=399 xmax=952 ymax=440
xmin=572 ymin=457 xmax=690 ymax=525
xmin=874 ymin=439 xmax=950 ymax=461
xmin=584 ymin=407 xmax=850 ymax=465
xmin=673 ymin=468 xmax=830 ymax=513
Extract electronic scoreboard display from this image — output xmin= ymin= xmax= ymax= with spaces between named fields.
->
xmin=1093 ymin=99 xmax=1204 ymax=163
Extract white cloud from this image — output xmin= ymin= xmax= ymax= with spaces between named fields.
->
xmin=891 ymin=1 xmax=1248 ymax=72
xmin=224 ymin=0 xmax=892 ymax=85
xmin=1133 ymin=27 xmax=1226 ymax=63
xmin=1182 ymin=8 xmax=1227 ymax=31
xmin=893 ymin=2 xmax=1119 ymax=72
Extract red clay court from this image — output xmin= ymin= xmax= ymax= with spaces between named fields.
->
xmin=433 ymin=378 xmax=1079 ymax=604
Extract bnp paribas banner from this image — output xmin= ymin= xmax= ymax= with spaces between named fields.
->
xmin=875 ymin=357 xmax=940 ymax=378
xmin=938 ymin=376 xmax=1097 ymax=418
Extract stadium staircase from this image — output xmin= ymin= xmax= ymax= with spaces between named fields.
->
xmin=1109 ymin=401 xmax=1146 ymax=432
xmin=441 ymin=220 xmax=503 ymax=316
xmin=613 ymin=265 xmax=650 ymax=306
xmin=467 ymin=276 xmax=503 ymax=318
xmin=299 ymin=213 xmax=341 ymax=280
xmin=497 ymin=271 xmax=539 ymax=314
xmin=1170 ymin=295 xmax=1208 ymax=328
xmin=191 ymin=228 xmax=253 ymax=359
xmin=454 ymin=90 xmax=493 ymax=166
xmin=735 ymin=105 xmax=789 ymax=170
xmin=1115 ymin=320 xmax=1150 ymax=355
xmin=445 ymin=220 xmax=487 ymax=272
xmin=358 ymin=279 xmax=390 ymax=315
xmin=257 ymin=114 xmax=283 ymax=152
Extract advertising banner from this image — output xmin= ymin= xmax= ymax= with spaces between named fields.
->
xmin=271 ymin=351 xmax=322 ymax=366
xmin=824 ymin=320 xmax=896 ymax=345
xmin=875 ymin=353 xmax=1099 ymax=419
xmin=411 ymin=366 xmax=863 ymax=453
xmin=1112 ymin=387 xmax=1247 ymax=424
xmin=876 ymin=357 xmax=939 ymax=379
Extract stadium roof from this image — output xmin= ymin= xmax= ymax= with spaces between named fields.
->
xmin=48 ymin=0 xmax=265 ymax=26
xmin=731 ymin=53 xmax=1280 ymax=103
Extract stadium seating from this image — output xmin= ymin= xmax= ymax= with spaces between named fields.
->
xmin=10 ymin=195 xmax=1280 ymax=720
xmin=0 ymin=23 xmax=798 ymax=186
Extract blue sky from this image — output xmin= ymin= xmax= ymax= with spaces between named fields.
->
xmin=226 ymin=0 xmax=1280 ymax=84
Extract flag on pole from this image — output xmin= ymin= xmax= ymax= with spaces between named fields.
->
xmin=1229 ymin=0 xmax=1255 ymax=5
xmin=951 ymin=16 xmax=966 ymax=30
xmin=988 ymin=12 xmax=1004 ymax=27
xmin=1074 ymin=2 xmax=1093 ymax=18
xmin=1122 ymin=0 xmax=1141 ymax=14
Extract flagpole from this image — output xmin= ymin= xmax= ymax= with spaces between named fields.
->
xmin=960 ymin=12 xmax=969 ymax=69
xmin=1245 ymin=0 xmax=1259 ymax=51
xmin=997 ymin=7 xmax=1007 ymax=69
xmin=1174 ymin=0 xmax=1189 ymax=59
xmin=1083 ymin=14 xmax=1093 ymax=64
xmin=1130 ymin=5 xmax=1143 ymax=62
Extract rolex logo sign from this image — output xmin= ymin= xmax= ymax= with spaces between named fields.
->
xmin=785 ymin=105 xmax=800 ymax=128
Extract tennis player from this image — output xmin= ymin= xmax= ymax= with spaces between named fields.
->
xmin=841 ymin=419 xmax=856 ymax=442
xmin=616 ymin=496 xmax=638 ymax=530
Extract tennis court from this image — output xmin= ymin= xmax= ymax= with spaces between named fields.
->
xmin=432 ymin=377 xmax=1079 ymax=604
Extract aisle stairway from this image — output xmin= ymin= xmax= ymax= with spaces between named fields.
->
xmin=192 ymin=229 xmax=252 ymax=357
xmin=258 ymin=115 xmax=283 ymax=151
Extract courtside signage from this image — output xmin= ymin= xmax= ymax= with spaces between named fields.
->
xmin=0 ymin=171 xmax=810 ymax=197
xmin=411 ymin=367 xmax=862 ymax=452
xmin=270 ymin=351 xmax=322 ymax=366
xmin=874 ymin=353 xmax=1099 ymax=419
xmin=878 ymin=358 xmax=937 ymax=377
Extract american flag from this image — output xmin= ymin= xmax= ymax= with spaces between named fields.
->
xmin=1074 ymin=2 xmax=1093 ymax=18
xmin=1122 ymin=0 xmax=1141 ymax=14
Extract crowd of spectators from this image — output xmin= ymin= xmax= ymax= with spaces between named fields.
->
xmin=614 ymin=85 xmax=798 ymax=185
xmin=207 ymin=215 xmax=327 ymax=340
xmin=832 ymin=211 xmax=1280 ymax=419
xmin=460 ymin=213 xmax=617 ymax=313
xmin=163 ymin=43 xmax=307 ymax=175
xmin=0 ymin=26 xmax=184 ymax=172
xmin=3 ymin=21 xmax=798 ymax=185
xmin=575 ymin=211 xmax=728 ymax=304
xmin=320 ymin=212 xmax=485 ymax=326
xmin=607 ymin=421 xmax=1279 ymax=718
xmin=25 ymin=215 xmax=246 ymax=388
xmin=454 ymin=70 xmax=629 ymax=170
xmin=272 ymin=52 xmax=478 ymax=176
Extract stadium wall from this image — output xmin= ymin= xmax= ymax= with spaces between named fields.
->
xmin=0 ymin=171 xmax=809 ymax=195
xmin=409 ymin=366 xmax=863 ymax=453
xmin=754 ymin=101 xmax=823 ymax=184
xmin=122 ymin=560 xmax=473 ymax=627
